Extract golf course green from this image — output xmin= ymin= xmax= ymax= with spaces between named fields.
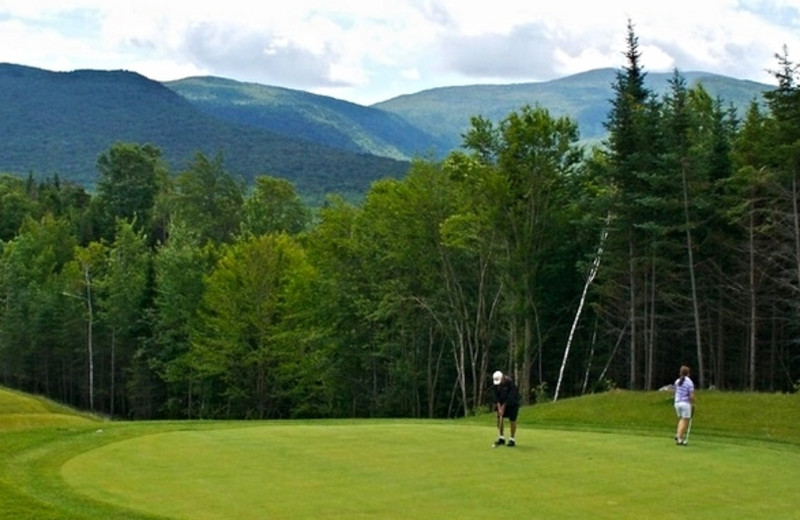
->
xmin=3 ymin=387 xmax=799 ymax=519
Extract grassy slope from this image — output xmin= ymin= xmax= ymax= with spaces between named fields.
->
xmin=2 ymin=387 xmax=798 ymax=519
xmin=509 ymin=389 xmax=800 ymax=446
xmin=0 ymin=388 xmax=103 ymax=519
xmin=0 ymin=387 xmax=100 ymax=432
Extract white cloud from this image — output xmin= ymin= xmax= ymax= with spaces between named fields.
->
xmin=1 ymin=0 xmax=799 ymax=104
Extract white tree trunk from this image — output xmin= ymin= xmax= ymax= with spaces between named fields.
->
xmin=554 ymin=222 xmax=609 ymax=401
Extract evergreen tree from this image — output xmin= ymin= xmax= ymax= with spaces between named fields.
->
xmin=596 ymin=19 xmax=662 ymax=389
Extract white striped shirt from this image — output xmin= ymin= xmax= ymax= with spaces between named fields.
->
xmin=674 ymin=376 xmax=694 ymax=403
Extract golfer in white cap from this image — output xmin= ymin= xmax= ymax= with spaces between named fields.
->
xmin=491 ymin=370 xmax=520 ymax=447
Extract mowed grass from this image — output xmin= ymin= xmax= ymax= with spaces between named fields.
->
xmin=0 ymin=386 xmax=99 ymax=432
xmin=2 ymin=387 xmax=799 ymax=520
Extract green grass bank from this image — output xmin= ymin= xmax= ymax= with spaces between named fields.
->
xmin=2 ymin=386 xmax=798 ymax=519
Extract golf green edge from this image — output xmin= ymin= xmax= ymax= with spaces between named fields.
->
xmin=2 ymin=388 xmax=798 ymax=519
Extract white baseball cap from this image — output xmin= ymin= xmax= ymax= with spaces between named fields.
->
xmin=492 ymin=371 xmax=503 ymax=385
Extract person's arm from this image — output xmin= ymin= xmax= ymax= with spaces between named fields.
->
xmin=496 ymin=385 xmax=507 ymax=416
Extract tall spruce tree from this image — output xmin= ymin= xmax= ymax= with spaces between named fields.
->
xmin=599 ymin=20 xmax=660 ymax=389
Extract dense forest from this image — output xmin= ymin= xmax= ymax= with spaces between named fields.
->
xmin=1 ymin=25 xmax=799 ymax=420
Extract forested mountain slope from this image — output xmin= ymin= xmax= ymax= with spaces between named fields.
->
xmin=374 ymin=68 xmax=772 ymax=150
xmin=1 ymin=63 xmax=772 ymax=202
xmin=165 ymin=76 xmax=449 ymax=161
xmin=0 ymin=64 xmax=408 ymax=201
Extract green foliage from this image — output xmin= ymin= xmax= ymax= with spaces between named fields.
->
xmin=240 ymin=175 xmax=310 ymax=236
xmin=0 ymin=175 xmax=34 ymax=241
xmin=0 ymin=214 xmax=79 ymax=396
xmin=2 ymin=30 xmax=800 ymax=423
xmin=188 ymin=233 xmax=313 ymax=419
xmin=300 ymin=197 xmax=379 ymax=416
xmin=458 ymin=104 xmax=585 ymax=403
xmin=96 ymin=220 xmax=150 ymax=416
xmin=95 ymin=144 xmax=162 ymax=221
xmin=143 ymin=220 xmax=212 ymax=419
xmin=171 ymin=152 xmax=245 ymax=245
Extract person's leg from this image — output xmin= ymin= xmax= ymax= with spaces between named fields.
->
xmin=506 ymin=407 xmax=519 ymax=446
xmin=496 ymin=413 xmax=505 ymax=443
xmin=675 ymin=401 xmax=691 ymax=443
xmin=674 ymin=403 xmax=684 ymax=443
xmin=677 ymin=417 xmax=688 ymax=439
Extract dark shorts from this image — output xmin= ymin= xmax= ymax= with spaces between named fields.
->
xmin=500 ymin=405 xmax=519 ymax=421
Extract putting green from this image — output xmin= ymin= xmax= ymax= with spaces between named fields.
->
xmin=61 ymin=423 xmax=800 ymax=520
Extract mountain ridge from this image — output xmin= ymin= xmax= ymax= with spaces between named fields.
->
xmin=165 ymin=76 xmax=449 ymax=161
xmin=0 ymin=63 xmax=774 ymax=201
xmin=372 ymin=68 xmax=772 ymax=150
xmin=0 ymin=63 xmax=409 ymax=201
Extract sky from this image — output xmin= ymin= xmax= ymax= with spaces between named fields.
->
xmin=1 ymin=0 xmax=799 ymax=106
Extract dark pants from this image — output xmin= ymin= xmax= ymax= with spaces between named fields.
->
xmin=499 ymin=405 xmax=519 ymax=421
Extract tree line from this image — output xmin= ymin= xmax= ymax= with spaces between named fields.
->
xmin=1 ymin=24 xmax=799 ymax=420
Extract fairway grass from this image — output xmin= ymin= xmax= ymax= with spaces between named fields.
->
xmin=57 ymin=422 xmax=800 ymax=520
xmin=3 ymin=388 xmax=800 ymax=519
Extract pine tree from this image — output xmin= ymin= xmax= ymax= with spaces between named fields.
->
xmin=597 ymin=20 xmax=661 ymax=389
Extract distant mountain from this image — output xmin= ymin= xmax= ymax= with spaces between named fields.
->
xmin=373 ymin=68 xmax=773 ymax=151
xmin=165 ymin=77 xmax=448 ymax=161
xmin=0 ymin=63 xmax=409 ymax=202
xmin=0 ymin=63 xmax=775 ymax=203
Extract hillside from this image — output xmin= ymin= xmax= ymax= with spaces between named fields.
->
xmin=0 ymin=64 xmax=409 ymax=201
xmin=0 ymin=63 xmax=774 ymax=201
xmin=374 ymin=68 xmax=773 ymax=151
xmin=0 ymin=386 xmax=99 ymax=431
xmin=165 ymin=76 xmax=448 ymax=160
